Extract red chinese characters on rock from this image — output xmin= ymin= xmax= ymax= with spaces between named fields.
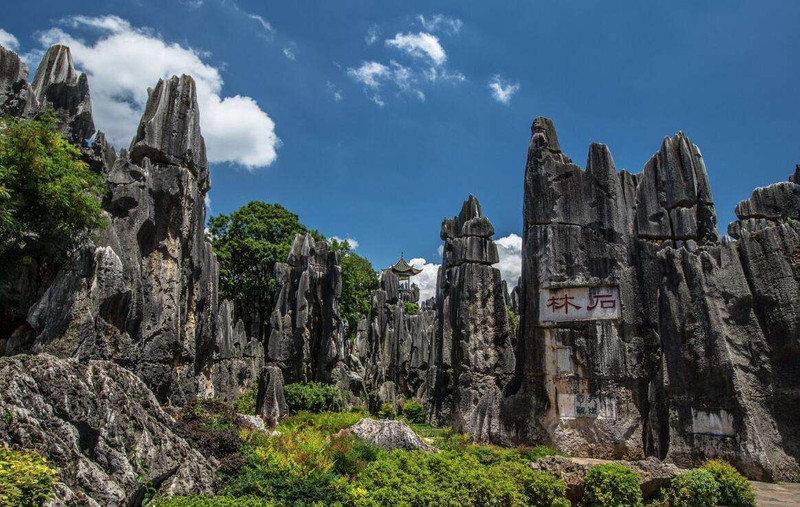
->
xmin=546 ymin=294 xmax=581 ymax=314
xmin=587 ymin=293 xmax=616 ymax=311
xmin=546 ymin=291 xmax=618 ymax=314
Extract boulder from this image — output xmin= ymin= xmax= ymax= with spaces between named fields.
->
xmin=0 ymin=354 xmax=216 ymax=506
xmin=347 ymin=418 xmax=437 ymax=452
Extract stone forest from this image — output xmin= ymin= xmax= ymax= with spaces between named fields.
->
xmin=0 ymin=42 xmax=798 ymax=507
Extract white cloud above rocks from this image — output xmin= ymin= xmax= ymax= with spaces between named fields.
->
xmin=0 ymin=28 xmax=20 ymax=50
xmin=495 ymin=233 xmax=522 ymax=289
xmin=33 ymin=15 xmax=279 ymax=169
xmin=417 ymin=14 xmax=463 ymax=36
xmin=330 ymin=236 xmax=359 ymax=250
xmin=488 ymin=74 xmax=520 ymax=104
xmin=386 ymin=32 xmax=446 ymax=66
xmin=409 ymin=258 xmax=440 ymax=301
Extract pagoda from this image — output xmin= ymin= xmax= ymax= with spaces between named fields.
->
xmin=389 ymin=255 xmax=422 ymax=291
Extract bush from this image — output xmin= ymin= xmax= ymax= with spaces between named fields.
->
xmin=0 ymin=447 xmax=58 ymax=506
xmin=376 ymin=403 xmax=396 ymax=419
xmin=150 ymin=495 xmax=274 ymax=506
xmin=401 ymin=401 xmax=426 ymax=424
xmin=283 ymin=382 xmax=345 ymax=413
xmin=233 ymin=382 xmax=258 ymax=415
xmin=702 ymin=460 xmax=755 ymax=507
xmin=494 ymin=461 xmax=570 ymax=507
xmin=583 ymin=463 xmax=643 ymax=507
xmin=175 ymin=400 xmax=242 ymax=460
xmin=663 ymin=469 xmax=720 ymax=507
xmin=330 ymin=434 xmax=382 ymax=476
xmin=403 ymin=301 xmax=419 ymax=315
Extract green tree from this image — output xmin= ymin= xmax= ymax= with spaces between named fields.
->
xmin=330 ymin=239 xmax=378 ymax=339
xmin=208 ymin=201 xmax=323 ymax=340
xmin=0 ymin=115 xmax=106 ymax=332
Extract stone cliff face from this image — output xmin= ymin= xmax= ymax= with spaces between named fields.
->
xmin=0 ymin=45 xmax=260 ymax=405
xmin=509 ymin=117 xmax=800 ymax=480
xmin=352 ymin=270 xmax=436 ymax=410
xmin=268 ymin=233 xmax=345 ymax=386
xmin=427 ymin=195 xmax=515 ymax=442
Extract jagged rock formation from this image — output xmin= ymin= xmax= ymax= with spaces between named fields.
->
xmin=352 ymin=270 xmax=436 ymax=409
xmin=268 ymin=233 xmax=347 ymax=386
xmin=509 ymin=117 xmax=800 ymax=480
xmin=346 ymin=418 xmax=437 ymax=452
xmin=0 ymin=354 xmax=216 ymax=506
xmin=0 ymin=45 xmax=260 ymax=406
xmin=256 ymin=365 xmax=289 ymax=427
xmin=427 ymin=195 xmax=515 ymax=443
xmin=0 ymin=44 xmax=36 ymax=117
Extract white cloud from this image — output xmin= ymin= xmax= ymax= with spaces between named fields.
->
xmin=248 ymin=14 xmax=274 ymax=38
xmin=495 ymin=233 xmax=522 ymax=289
xmin=417 ymin=14 xmax=462 ymax=35
xmin=0 ymin=28 xmax=20 ymax=51
xmin=180 ymin=0 xmax=204 ymax=7
xmin=326 ymin=82 xmax=343 ymax=102
xmin=365 ymin=25 xmax=379 ymax=46
xmin=436 ymin=244 xmax=444 ymax=256
xmin=488 ymin=74 xmax=520 ymax=105
xmin=282 ymin=46 xmax=296 ymax=61
xmin=409 ymin=258 xmax=440 ymax=302
xmin=347 ymin=61 xmax=389 ymax=88
xmin=346 ymin=60 xmax=419 ymax=107
xmin=386 ymin=32 xmax=446 ymax=66
xmin=35 ymin=15 xmax=279 ymax=169
xmin=330 ymin=236 xmax=359 ymax=250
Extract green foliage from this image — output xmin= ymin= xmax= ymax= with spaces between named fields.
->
xmin=702 ymin=460 xmax=755 ymax=507
xmin=403 ymin=301 xmax=419 ymax=316
xmin=233 ymin=382 xmax=258 ymax=415
xmin=376 ymin=403 xmax=396 ymax=420
xmin=208 ymin=201 xmax=323 ymax=339
xmin=401 ymin=401 xmax=425 ymax=424
xmin=506 ymin=305 xmax=520 ymax=335
xmin=284 ymin=382 xmax=346 ymax=413
xmin=150 ymin=495 xmax=275 ymax=506
xmin=662 ymin=469 xmax=719 ymax=507
xmin=0 ymin=115 xmax=106 ymax=308
xmin=583 ymin=463 xmax=643 ymax=507
xmin=0 ymin=447 xmax=58 ymax=506
xmin=330 ymin=239 xmax=379 ymax=339
xmin=276 ymin=411 xmax=364 ymax=435
xmin=353 ymin=450 xmax=569 ymax=506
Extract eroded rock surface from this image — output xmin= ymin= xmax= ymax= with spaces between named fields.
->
xmin=347 ymin=418 xmax=437 ymax=452
xmin=0 ymin=354 xmax=216 ymax=506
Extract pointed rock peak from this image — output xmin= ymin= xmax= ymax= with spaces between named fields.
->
xmin=0 ymin=45 xmax=36 ymax=116
xmin=791 ymin=165 xmax=800 ymax=185
xmin=530 ymin=116 xmax=561 ymax=152
xmin=287 ymin=232 xmax=315 ymax=267
xmin=0 ymin=44 xmax=29 ymax=88
xmin=32 ymin=45 xmax=79 ymax=103
xmin=586 ymin=142 xmax=617 ymax=177
xmin=129 ymin=75 xmax=209 ymax=183
xmin=458 ymin=194 xmax=483 ymax=223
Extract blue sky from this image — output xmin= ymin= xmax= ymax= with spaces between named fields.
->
xmin=2 ymin=0 xmax=799 ymax=298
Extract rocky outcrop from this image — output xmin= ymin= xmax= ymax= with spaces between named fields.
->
xmin=0 ymin=44 xmax=36 ymax=117
xmin=427 ymin=195 xmax=515 ymax=443
xmin=268 ymin=233 xmax=346 ymax=386
xmin=352 ymin=269 xmax=436 ymax=409
xmin=509 ymin=116 xmax=800 ymax=480
xmin=0 ymin=44 xmax=262 ymax=406
xmin=0 ymin=354 xmax=216 ymax=506
xmin=256 ymin=365 xmax=289 ymax=427
xmin=346 ymin=418 xmax=437 ymax=452
xmin=31 ymin=45 xmax=94 ymax=143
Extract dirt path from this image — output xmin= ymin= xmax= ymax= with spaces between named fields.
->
xmin=751 ymin=481 xmax=800 ymax=506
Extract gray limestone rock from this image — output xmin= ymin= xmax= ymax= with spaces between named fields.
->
xmin=0 ymin=44 xmax=36 ymax=117
xmin=256 ymin=365 xmax=289 ymax=427
xmin=346 ymin=418 xmax=437 ymax=452
xmin=0 ymin=354 xmax=216 ymax=506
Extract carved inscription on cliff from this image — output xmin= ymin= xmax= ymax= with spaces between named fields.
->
xmin=539 ymin=286 xmax=621 ymax=323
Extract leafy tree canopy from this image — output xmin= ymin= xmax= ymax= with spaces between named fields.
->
xmin=207 ymin=201 xmax=323 ymax=339
xmin=330 ymin=239 xmax=379 ymax=338
xmin=0 ymin=114 xmax=106 ymax=309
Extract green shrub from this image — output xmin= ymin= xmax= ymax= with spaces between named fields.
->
xmin=0 ymin=447 xmax=58 ymax=506
xmin=401 ymin=401 xmax=426 ymax=424
xmin=663 ymin=469 xmax=719 ymax=507
xmin=233 ymin=382 xmax=258 ymax=415
xmin=150 ymin=495 xmax=274 ymax=506
xmin=493 ymin=461 xmax=570 ymax=507
xmin=702 ymin=460 xmax=755 ymax=507
xmin=175 ymin=400 xmax=242 ymax=460
xmin=283 ymin=382 xmax=345 ymax=413
xmin=376 ymin=403 xmax=396 ymax=419
xmin=583 ymin=463 xmax=643 ymax=507
xmin=403 ymin=301 xmax=419 ymax=315
xmin=330 ymin=434 xmax=382 ymax=476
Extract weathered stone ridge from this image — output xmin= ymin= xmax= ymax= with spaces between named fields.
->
xmin=268 ymin=233 xmax=346 ymax=386
xmin=427 ymin=195 xmax=515 ymax=443
xmin=511 ymin=116 xmax=800 ymax=480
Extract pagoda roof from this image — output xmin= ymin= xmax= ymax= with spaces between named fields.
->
xmin=390 ymin=256 xmax=423 ymax=276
